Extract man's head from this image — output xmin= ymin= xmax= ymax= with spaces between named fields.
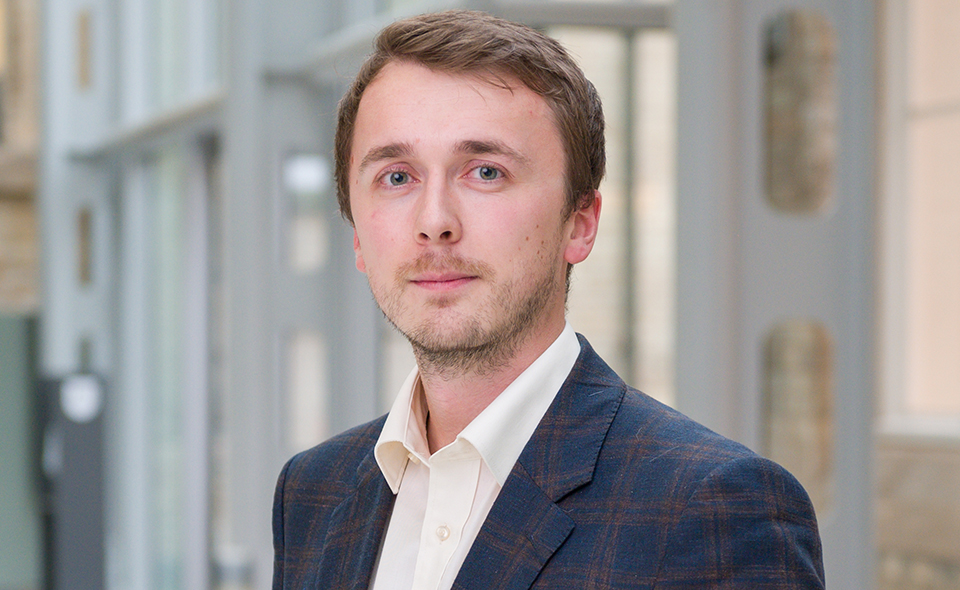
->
xmin=344 ymin=11 xmax=604 ymax=373
xmin=335 ymin=10 xmax=605 ymax=224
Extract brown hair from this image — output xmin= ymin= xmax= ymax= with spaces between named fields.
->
xmin=334 ymin=10 xmax=605 ymax=224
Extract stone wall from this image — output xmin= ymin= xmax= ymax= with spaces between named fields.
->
xmin=0 ymin=199 xmax=38 ymax=313
xmin=877 ymin=433 xmax=960 ymax=590
xmin=0 ymin=0 xmax=39 ymax=314
xmin=1 ymin=0 xmax=40 ymax=150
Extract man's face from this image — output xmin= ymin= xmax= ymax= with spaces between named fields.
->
xmin=349 ymin=61 xmax=598 ymax=365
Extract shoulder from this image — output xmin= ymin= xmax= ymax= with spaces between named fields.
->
xmin=574 ymin=383 xmax=772 ymax=512
xmin=604 ymin=387 xmax=820 ymax=526
xmin=569 ymin=337 xmax=774 ymax=484
xmin=272 ymin=417 xmax=389 ymax=589
xmin=276 ymin=415 xmax=387 ymax=502
xmin=569 ymin=346 xmax=824 ymax=586
xmin=606 ymin=386 xmax=758 ymax=475
xmin=272 ymin=415 xmax=386 ymax=552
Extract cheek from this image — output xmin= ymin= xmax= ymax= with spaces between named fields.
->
xmin=355 ymin=222 xmax=402 ymax=271
xmin=509 ymin=222 xmax=563 ymax=268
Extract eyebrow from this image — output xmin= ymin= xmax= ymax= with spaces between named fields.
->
xmin=455 ymin=139 xmax=530 ymax=167
xmin=356 ymin=138 xmax=531 ymax=173
xmin=357 ymin=142 xmax=414 ymax=174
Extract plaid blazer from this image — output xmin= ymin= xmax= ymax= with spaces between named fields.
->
xmin=273 ymin=336 xmax=825 ymax=589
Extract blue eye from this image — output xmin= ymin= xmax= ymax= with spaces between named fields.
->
xmin=387 ymin=171 xmax=409 ymax=186
xmin=477 ymin=166 xmax=500 ymax=181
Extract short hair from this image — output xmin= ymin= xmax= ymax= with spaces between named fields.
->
xmin=335 ymin=10 xmax=605 ymax=224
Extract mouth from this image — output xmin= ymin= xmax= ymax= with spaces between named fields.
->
xmin=409 ymin=272 xmax=478 ymax=292
xmin=399 ymin=253 xmax=492 ymax=295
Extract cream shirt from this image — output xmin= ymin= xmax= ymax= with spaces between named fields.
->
xmin=369 ymin=323 xmax=581 ymax=590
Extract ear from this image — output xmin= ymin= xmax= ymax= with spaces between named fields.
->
xmin=353 ymin=229 xmax=367 ymax=273
xmin=563 ymin=191 xmax=601 ymax=265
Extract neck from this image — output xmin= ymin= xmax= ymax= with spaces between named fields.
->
xmin=416 ymin=319 xmax=565 ymax=453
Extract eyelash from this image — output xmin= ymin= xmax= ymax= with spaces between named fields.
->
xmin=375 ymin=162 xmax=507 ymax=188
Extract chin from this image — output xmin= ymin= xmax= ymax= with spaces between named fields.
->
xmin=402 ymin=318 xmax=488 ymax=353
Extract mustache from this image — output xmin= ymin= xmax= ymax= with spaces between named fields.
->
xmin=396 ymin=252 xmax=494 ymax=280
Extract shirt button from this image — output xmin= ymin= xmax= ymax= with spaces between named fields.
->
xmin=436 ymin=525 xmax=450 ymax=541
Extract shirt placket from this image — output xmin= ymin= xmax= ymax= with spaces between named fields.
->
xmin=411 ymin=444 xmax=481 ymax=590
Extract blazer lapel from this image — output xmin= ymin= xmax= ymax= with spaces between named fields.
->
xmin=451 ymin=464 xmax=574 ymax=590
xmin=314 ymin=451 xmax=395 ymax=590
xmin=453 ymin=337 xmax=624 ymax=590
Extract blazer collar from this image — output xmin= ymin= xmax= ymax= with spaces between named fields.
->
xmin=452 ymin=336 xmax=625 ymax=590
xmin=514 ymin=335 xmax=625 ymax=500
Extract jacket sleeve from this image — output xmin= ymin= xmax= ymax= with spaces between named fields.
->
xmin=272 ymin=458 xmax=293 ymax=590
xmin=654 ymin=456 xmax=825 ymax=589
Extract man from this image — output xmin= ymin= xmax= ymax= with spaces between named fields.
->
xmin=273 ymin=10 xmax=824 ymax=589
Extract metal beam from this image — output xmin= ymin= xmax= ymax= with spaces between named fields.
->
xmin=68 ymin=92 xmax=226 ymax=161
xmin=265 ymin=0 xmax=672 ymax=87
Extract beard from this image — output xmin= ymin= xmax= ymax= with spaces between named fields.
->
xmin=368 ymin=251 xmax=564 ymax=378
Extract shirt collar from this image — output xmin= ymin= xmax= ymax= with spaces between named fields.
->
xmin=374 ymin=366 xmax=428 ymax=493
xmin=374 ymin=323 xmax=581 ymax=492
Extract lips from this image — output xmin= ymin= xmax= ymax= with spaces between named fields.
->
xmin=409 ymin=272 xmax=477 ymax=291
xmin=398 ymin=254 xmax=493 ymax=292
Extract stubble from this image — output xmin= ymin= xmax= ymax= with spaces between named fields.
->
xmin=369 ymin=251 xmax=563 ymax=379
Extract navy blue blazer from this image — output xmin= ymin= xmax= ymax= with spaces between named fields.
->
xmin=273 ymin=336 xmax=824 ymax=589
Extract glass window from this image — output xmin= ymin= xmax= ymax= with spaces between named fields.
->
xmin=284 ymin=330 xmax=330 ymax=453
xmin=882 ymin=0 xmax=960 ymax=420
xmin=112 ymin=145 xmax=213 ymax=590
xmin=282 ymin=153 xmax=332 ymax=275
xmin=551 ymin=26 xmax=678 ymax=406
xmin=631 ymin=29 xmax=678 ymax=406
xmin=156 ymin=0 xmax=188 ymax=108
xmin=878 ymin=3 xmax=960 ymax=585
xmin=152 ymin=147 xmax=187 ymax=589
xmin=127 ymin=0 xmax=224 ymax=114
xmin=551 ymin=26 xmax=632 ymax=385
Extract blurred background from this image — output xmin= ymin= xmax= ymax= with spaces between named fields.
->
xmin=0 ymin=0 xmax=957 ymax=588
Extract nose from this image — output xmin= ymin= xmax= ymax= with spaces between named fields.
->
xmin=414 ymin=178 xmax=461 ymax=244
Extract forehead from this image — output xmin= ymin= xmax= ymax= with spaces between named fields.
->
xmin=351 ymin=61 xmax=560 ymax=155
